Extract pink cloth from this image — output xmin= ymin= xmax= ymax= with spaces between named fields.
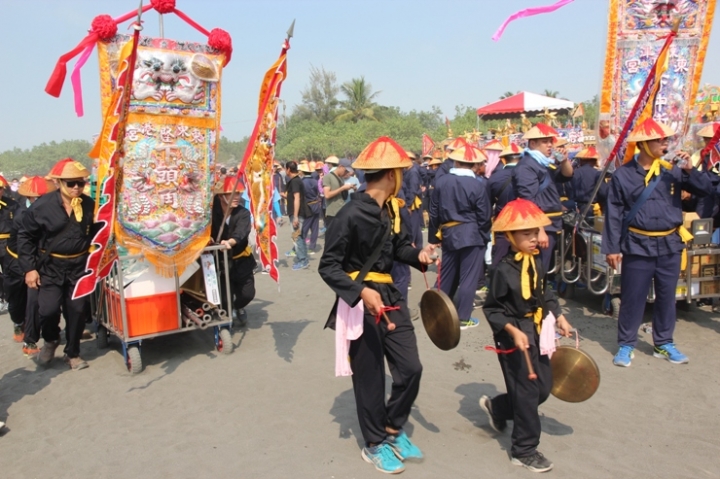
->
xmin=492 ymin=0 xmax=575 ymax=41
xmin=485 ymin=150 xmax=501 ymax=178
xmin=335 ymin=298 xmax=364 ymax=376
xmin=70 ymin=43 xmax=95 ymax=117
xmin=539 ymin=311 xmax=557 ymax=358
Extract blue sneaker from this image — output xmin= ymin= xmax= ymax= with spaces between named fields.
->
xmin=459 ymin=317 xmax=480 ymax=330
xmin=653 ymin=343 xmax=689 ymax=364
xmin=291 ymin=261 xmax=309 ymax=271
xmin=613 ymin=345 xmax=634 ymax=367
xmin=361 ymin=443 xmax=405 ymax=474
xmin=387 ymin=430 xmax=423 ymax=461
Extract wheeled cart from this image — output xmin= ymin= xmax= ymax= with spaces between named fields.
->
xmin=94 ymin=245 xmax=234 ymax=374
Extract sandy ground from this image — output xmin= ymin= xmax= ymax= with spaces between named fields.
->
xmin=1 ymin=227 xmax=719 ymax=479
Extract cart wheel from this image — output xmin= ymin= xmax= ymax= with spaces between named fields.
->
xmin=127 ymin=346 xmax=143 ymax=374
xmin=96 ymin=325 xmax=109 ymax=349
xmin=217 ymin=328 xmax=233 ymax=355
xmin=611 ymin=297 xmax=621 ymax=321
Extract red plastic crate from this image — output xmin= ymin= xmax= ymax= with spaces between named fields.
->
xmin=106 ymin=289 xmax=179 ymax=338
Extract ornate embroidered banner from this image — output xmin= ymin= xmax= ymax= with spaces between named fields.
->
xmin=600 ymin=0 xmax=716 ymax=158
xmin=97 ymin=34 xmax=225 ymax=276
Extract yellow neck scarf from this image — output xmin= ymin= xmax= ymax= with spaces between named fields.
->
xmin=640 ymin=142 xmax=673 ymax=186
xmin=61 ymin=185 xmax=83 ymax=221
xmin=506 ymin=233 xmax=543 ymax=333
xmin=384 ymin=168 xmax=405 ymax=234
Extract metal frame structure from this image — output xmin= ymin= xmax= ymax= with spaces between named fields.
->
xmin=94 ymin=244 xmax=234 ymax=374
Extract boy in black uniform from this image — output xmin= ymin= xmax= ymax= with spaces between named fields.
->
xmin=211 ymin=177 xmax=256 ymax=327
xmin=18 ymin=159 xmax=96 ymax=371
xmin=3 ymin=176 xmax=56 ymax=355
xmin=481 ymin=198 xmax=573 ymax=473
xmin=319 ymin=137 xmax=437 ymax=475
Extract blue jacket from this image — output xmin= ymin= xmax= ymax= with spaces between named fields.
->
xmin=403 ymin=164 xmax=423 ymax=207
xmin=303 ymin=176 xmax=322 ymax=215
xmin=512 ymin=152 xmax=572 ymax=232
xmin=571 ymin=162 xmax=609 ymax=212
xmin=488 ymin=164 xmax=518 ymax=217
xmin=601 ymin=158 xmax=711 ymax=256
xmin=429 ymin=170 xmax=491 ymax=251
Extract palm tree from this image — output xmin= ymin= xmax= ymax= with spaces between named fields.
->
xmin=543 ymin=89 xmax=559 ymax=98
xmin=335 ymin=77 xmax=381 ymax=122
xmin=500 ymin=91 xmax=517 ymax=99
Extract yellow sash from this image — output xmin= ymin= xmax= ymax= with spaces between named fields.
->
xmin=6 ymin=246 xmax=17 ymax=258
xmin=348 ymin=271 xmax=393 ymax=283
xmin=410 ymin=196 xmax=423 ymax=211
xmin=435 ymin=221 xmax=462 ymax=240
xmin=232 ymin=245 xmax=253 ymax=260
xmin=0 ymin=233 xmax=10 ymax=239
xmin=628 ymin=226 xmax=694 ymax=270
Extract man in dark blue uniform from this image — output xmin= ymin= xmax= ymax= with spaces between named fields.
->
xmin=430 ymin=143 xmax=491 ymax=329
xmin=512 ymin=123 xmax=574 ymax=272
xmin=300 ymin=163 xmax=322 ymax=253
xmin=403 ymin=151 xmax=424 ymax=248
xmin=602 ymin=119 xmax=711 ymax=367
xmin=687 ymin=123 xmax=720 ymax=233
xmin=571 ymin=146 xmax=609 ymax=220
xmin=488 ymin=144 xmax=521 ymax=267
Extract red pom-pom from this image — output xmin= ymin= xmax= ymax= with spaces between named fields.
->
xmin=208 ymin=28 xmax=233 ymax=64
xmin=151 ymin=0 xmax=176 ymax=14
xmin=91 ymin=14 xmax=118 ymax=41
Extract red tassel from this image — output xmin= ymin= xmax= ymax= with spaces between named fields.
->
xmin=91 ymin=14 xmax=118 ymax=41
xmin=208 ymin=28 xmax=233 ymax=65
xmin=150 ymin=0 xmax=176 ymax=14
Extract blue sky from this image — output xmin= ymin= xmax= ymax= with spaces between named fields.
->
xmin=2 ymin=0 xmax=720 ymax=151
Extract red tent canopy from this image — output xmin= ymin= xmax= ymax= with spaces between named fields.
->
xmin=477 ymin=91 xmax=574 ymax=116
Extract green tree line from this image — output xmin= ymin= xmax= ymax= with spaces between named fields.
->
xmin=1 ymin=67 xmax=597 ymax=173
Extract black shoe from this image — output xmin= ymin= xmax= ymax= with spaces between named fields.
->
xmin=479 ymin=395 xmax=506 ymax=433
xmin=511 ymin=452 xmax=554 ymax=473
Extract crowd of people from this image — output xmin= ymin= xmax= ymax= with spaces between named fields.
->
xmin=1 ymin=117 xmax=718 ymax=471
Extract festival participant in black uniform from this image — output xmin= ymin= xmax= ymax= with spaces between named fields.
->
xmin=319 ymin=136 xmax=436 ymax=475
xmin=285 ymin=161 xmax=311 ymax=270
xmin=212 ymin=177 xmax=256 ymax=327
xmin=602 ymin=118 xmax=711 ymax=367
xmin=3 ymin=176 xmax=56 ymax=355
xmin=18 ymin=159 xmax=96 ymax=370
xmin=0 ymin=175 xmax=19 ymax=317
xmin=300 ymin=162 xmax=321 ymax=253
xmin=571 ymin=146 xmax=609 ymax=220
xmin=481 ymin=198 xmax=573 ymax=473
xmin=430 ymin=142 xmax=491 ymax=329
xmin=513 ymin=123 xmax=574 ymax=272
xmin=488 ymin=144 xmax=521 ymax=267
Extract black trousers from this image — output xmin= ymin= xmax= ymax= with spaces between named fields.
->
xmin=24 ymin=288 xmax=40 ymax=344
xmin=349 ymin=303 xmax=423 ymax=445
xmin=38 ymin=280 xmax=89 ymax=358
xmin=490 ymin=329 xmax=552 ymax=458
xmin=3 ymin=271 xmax=27 ymax=326
xmin=230 ymin=273 xmax=255 ymax=311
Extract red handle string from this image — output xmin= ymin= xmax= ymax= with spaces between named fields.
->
xmin=375 ymin=306 xmax=400 ymax=325
xmin=484 ymin=345 xmax=518 ymax=354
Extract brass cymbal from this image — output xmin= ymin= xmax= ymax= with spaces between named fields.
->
xmin=420 ymin=289 xmax=460 ymax=351
xmin=550 ymin=346 xmax=600 ymax=402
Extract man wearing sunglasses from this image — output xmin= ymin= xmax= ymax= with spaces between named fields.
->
xmin=0 ymin=175 xmax=19 ymax=317
xmin=17 ymin=158 xmax=96 ymax=371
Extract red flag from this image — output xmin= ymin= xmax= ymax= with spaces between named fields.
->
xmin=422 ymin=134 xmax=435 ymax=157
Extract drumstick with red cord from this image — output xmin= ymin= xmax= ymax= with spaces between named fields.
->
xmin=382 ymin=311 xmax=396 ymax=331
xmin=522 ymin=348 xmax=537 ymax=380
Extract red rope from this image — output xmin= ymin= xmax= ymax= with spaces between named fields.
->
xmin=484 ymin=345 xmax=518 ymax=354
xmin=375 ymin=306 xmax=400 ymax=325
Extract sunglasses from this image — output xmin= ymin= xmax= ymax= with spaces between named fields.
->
xmin=64 ymin=180 xmax=86 ymax=188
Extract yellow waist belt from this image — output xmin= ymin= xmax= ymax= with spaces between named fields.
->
xmin=307 ymin=199 xmax=321 ymax=205
xmin=232 ymin=245 xmax=253 ymax=260
xmin=6 ymin=246 xmax=18 ymax=259
xmin=628 ymin=226 xmax=694 ymax=270
xmin=348 ymin=271 xmax=393 ymax=283
xmin=410 ymin=196 xmax=423 ymax=211
xmin=0 ymin=233 xmax=10 ymax=239
xmin=435 ymin=220 xmax=462 ymax=240
xmin=545 ymin=211 xmax=563 ymax=217
xmin=40 ymin=245 xmax=96 ymax=259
